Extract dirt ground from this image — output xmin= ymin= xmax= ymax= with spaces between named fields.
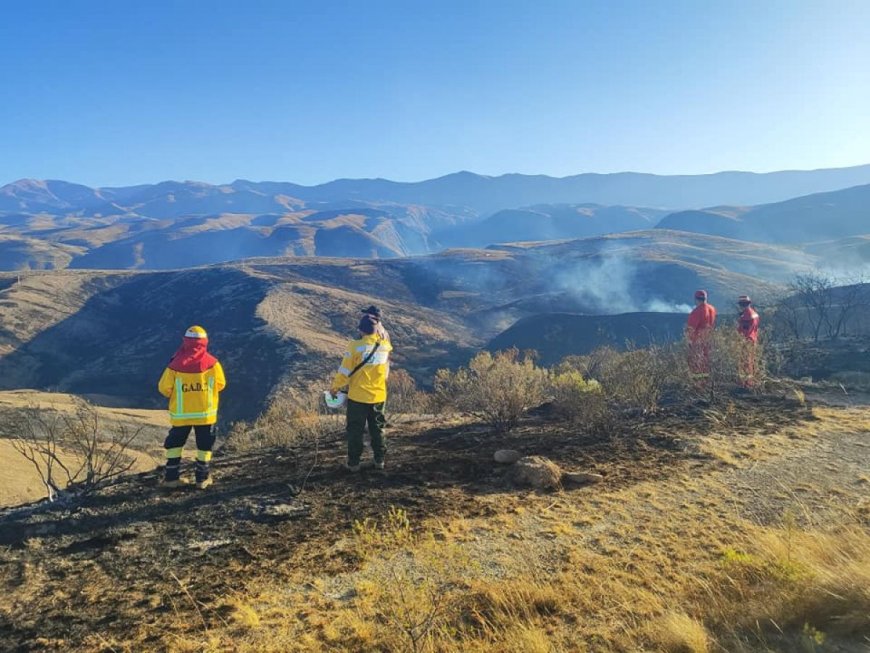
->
xmin=0 ymin=392 xmax=866 ymax=652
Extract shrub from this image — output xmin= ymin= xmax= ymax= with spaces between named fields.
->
xmin=556 ymin=343 xmax=690 ymax=416
xmin=707 ymin=329 xmax=769 ymax=398
xmin=352 ymin=507 xmax=471 ymax=653
xmin=227 ymin=387 xmax=341 ymax=451
xmin=387 ymin=368 xmax=431 ymax=415
xmin=549 ymin=370 xmax=606 ymax=425
xmin=434 ymin=348 xmax=547 ymax=432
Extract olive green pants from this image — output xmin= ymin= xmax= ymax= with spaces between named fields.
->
xmin=346 ymin=399 xmax=386 ymax=466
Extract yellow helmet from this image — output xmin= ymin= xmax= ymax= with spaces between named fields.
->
xmin=184 ymin=325 xmax=208 ymax=339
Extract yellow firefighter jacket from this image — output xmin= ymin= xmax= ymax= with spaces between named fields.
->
xmin=158 ymin=362 xmax=227 ymax=426
xmin=330 ymin=334 xmax=392 ymax=404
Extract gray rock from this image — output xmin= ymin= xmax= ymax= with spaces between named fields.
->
xmin=563 ymin=471 xmax=604 ymax=485
xmin=513 ymin=456 xmax=563 ymax=490
xmin=494 ymin=449 xmax=522 ymax=464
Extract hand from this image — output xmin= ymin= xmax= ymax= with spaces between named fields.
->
xmin=329 ymin=390 xmax=338 ymax=399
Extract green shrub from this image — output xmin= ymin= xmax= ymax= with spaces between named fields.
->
xmin=435 ymin=349 xmax=547 ymax=432
xmin=549 ymin=370 xmax=606 ymax=425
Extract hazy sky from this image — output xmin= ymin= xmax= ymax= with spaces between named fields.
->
xmin=2 ymin=0 xmax=869 ymax=186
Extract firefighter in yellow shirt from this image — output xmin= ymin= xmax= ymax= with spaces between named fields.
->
xmin=157 ymin=326 xmax=226 ymax=489
xmin=330 ymin=314 xmax=392 ymax=471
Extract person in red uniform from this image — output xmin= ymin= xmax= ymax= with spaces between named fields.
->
xmin=736 ymin=295 xmax=760 ymax=387
xmin=686 ymin=289 xmax=717 ymax=383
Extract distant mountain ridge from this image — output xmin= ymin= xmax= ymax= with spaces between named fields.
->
xmin=656 ymin=183 xmax=870 ymax=244
xmin=2 ymin=165 xmax=870 ymax=271
xmin=4 ymin=163 xmax=870 ymax=216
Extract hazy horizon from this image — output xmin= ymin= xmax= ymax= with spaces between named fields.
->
xmin=3 ymin=0 xmax=869 ymax=187
xmin=6 ymin=160 xmax=870 ymax=191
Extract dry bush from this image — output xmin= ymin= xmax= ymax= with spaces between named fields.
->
xmin=548 ymin=369 xmax=607 ymax=426
xmin=434 ymin=349 xmax=547 ymax=432
xmin=387 ymin=368 xmax=432 ymax=415
xmin=554 ymin=343 xmax=690 ymax=421
xmin=1 ymin=400 xmax=142 ymax=500
xmin=227 ymin=386 xmax=342 ymax=452
xmin=706 ymin=329 xmax=769 ymax=399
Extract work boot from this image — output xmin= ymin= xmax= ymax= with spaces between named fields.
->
xmin=195 ymin=477 xmax=213 ymax=490
xmin=161 ymin=477 xmax=191 ymax=489
xmin=374 ymin=460 xmax=385 ymax=470
xmin=345 ymin=461 xmax=361 ymax=473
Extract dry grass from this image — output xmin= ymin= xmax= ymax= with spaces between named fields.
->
xmin=227 ymin=386 xmax=342 ymax=451
xmin=648 ymin=612 xmax=711 ymax=653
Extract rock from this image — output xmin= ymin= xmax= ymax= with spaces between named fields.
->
xmin=563 ymin=471 xmax=604 ymax=485
xmin=494 ymin=449 xmax=522 ymax=464
xmin=513 ymin=456 xmax=563 ymax=490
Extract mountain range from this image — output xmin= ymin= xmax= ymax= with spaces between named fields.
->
xmin=2 ymin=165 xmax=870 ymax=272
xmin=5 ymin=164 xmax=870 ymax=215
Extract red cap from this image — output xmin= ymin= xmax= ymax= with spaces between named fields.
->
xmin=694 ymin=290 xmax=708 ymax=300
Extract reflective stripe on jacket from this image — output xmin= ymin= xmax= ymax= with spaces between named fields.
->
xmin=158 ymin=361 xmax=226 ymax=426
xmin=330 ymin=334 xmax=392 ymax=404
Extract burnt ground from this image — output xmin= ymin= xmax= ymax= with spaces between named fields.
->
xmin=0 ymin=395 xmax=813 ymax=652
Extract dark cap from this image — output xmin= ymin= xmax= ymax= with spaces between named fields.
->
xmin=361 ymin=305 xmax=382 ymax=319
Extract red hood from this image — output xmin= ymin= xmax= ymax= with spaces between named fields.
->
xmin=168 ymin=337 xmax=217 ymax=373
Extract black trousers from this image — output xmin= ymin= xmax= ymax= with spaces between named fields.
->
xmin=164 ymin=424 xmax=215 ymax=481
xmin=346 ymin=399 xmax=386 ymax=466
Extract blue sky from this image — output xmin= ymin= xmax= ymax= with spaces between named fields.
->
xmin=2 ymin=0 xmax=869 ymax=186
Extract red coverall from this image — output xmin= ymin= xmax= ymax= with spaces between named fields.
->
xmin=687 ymin=303 xmax=717 ymax=380
xmin=737 ymin=306 xmax=760 ymax=386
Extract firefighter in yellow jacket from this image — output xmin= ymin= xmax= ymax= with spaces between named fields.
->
xmin=158 ymin=326 xmax=226 ymax=489
xmin=330 ymin=314 xmax=392 ymax=471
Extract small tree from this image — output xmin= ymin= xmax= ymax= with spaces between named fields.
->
xmin=434 ymin=349 xmax=547 ymax=432
xmin=827 ymin=278 xmax=870 ymax=339
xmin=789 ymin=273 xmax=835 ymax=342
xmin=3 ymin=400 xmax=143 ymax=501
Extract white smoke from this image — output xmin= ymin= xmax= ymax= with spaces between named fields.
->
xmin=554 ymin=252 xmax=692 ymax=315
xmin=645 ymin=299 xmax=694 ymax=314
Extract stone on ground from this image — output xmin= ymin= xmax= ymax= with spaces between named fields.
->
xmin=513 ymin=455 xmax=563 ymax=490
xmin=563 ymin=471 xmax=604 ymax=485
xmin=494 ymin=449 xmax=522 ymax=464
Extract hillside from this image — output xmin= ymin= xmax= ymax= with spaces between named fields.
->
xmin=488 ymin=312 xmax=688 ymax=365
xmin=0 ymin=204 xmax=474 ymax=271
xmin=657 ymin=183 xmax=870 ymax=245
xmin=0 ymin=231 xmax=817 ymax=421
xmin=435 ymin=203 xmax=666 ymax=247
xmin=0 ymin=263 xmax=479 ymax=423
